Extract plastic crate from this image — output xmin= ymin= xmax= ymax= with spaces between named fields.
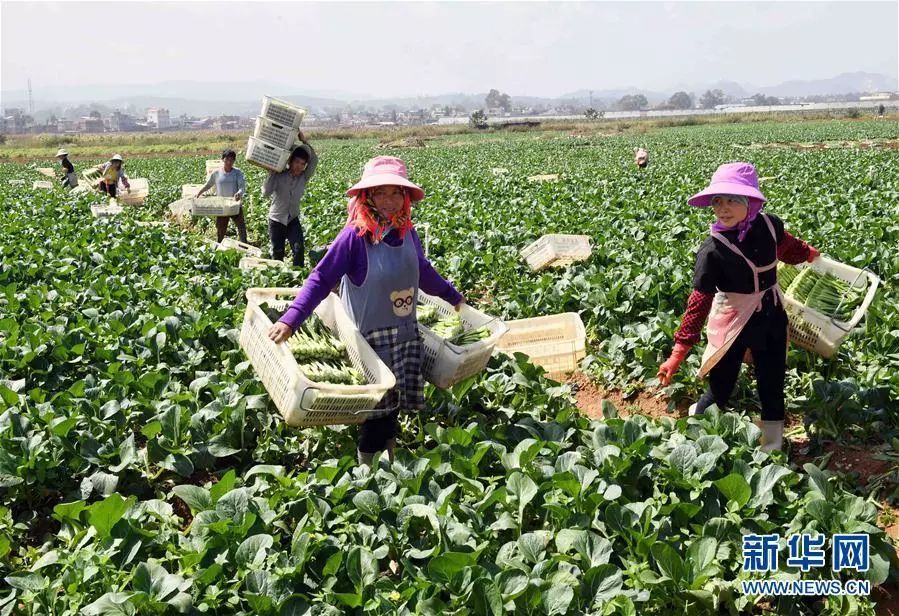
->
xmin=205 ymin=159 xmax=224 ymax=178
xmin=246 ymin=137 xmax=291 ymax=172
xmin=9 ymin=179 xmax=26 ymax=186
xmin=36 ymin=167 xmax=56 ymax=178
xmin=135 ymin=220 xmax=168 ymax=228
xmin=181 ymin=183 xmax=208 ymax=198
xmin=118 ymin=178 xmax=149 ymax=206
xmin=520 ymin=234 xmax=592 ymax=272
xmin=187 ymin=196 xmax=241 ymax=217
xmin=259 ymin=96 xmax=306 ymax=130
xmin=32 ymin=181 xmax=54 ymax=190
xmin=494 ymin=313 xmax=586 ymax=381
xmin=417 ymin=292 xmax=508 ymax=389
xmin=90 ymin=204 xmax=123 ymax=218
xmin=527 ymin=174 xmax=559 ymax=182
xmin=781 ymin=256 xmax=880 ymax=358
xmin=216 ymin=237 xmax=263 ymax=257
xmin=239 ymin=256 xmax=288 ymax=270
xmin=253 ymin=116 xmax=300 ymax=151
xmin=81 ymin=167 xmax=102 ymax=187
xmin=240 ymin=288 xmax=396 ymax=426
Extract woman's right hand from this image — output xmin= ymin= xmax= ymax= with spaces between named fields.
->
xmin=268 ymin=322 xmax=294 ymax=343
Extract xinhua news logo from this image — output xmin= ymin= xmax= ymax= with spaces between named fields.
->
xmin=741 ymin=533 xmax=871 ymax=597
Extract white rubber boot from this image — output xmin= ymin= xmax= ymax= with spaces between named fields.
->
xmin=689 ymin=403 xmax=700 ymax=416
xmin=357 ymin=450 xmax=375 ymax=466
xmin=756 ymin=420 xmax=784 ymax=453
xmin=386 ymin=439 xmax=397 ymax=464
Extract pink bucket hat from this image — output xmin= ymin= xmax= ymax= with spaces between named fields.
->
xmin=687 ymin=162 xmax=766 ymax=207
xmin=345 ymin=156 xmax=425 ymax=202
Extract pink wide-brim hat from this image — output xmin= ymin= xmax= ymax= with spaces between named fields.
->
xmin=688 ymin=162 xmax=766 ymax=207
xmin=346 ymin=156 xmax=425 ymax=202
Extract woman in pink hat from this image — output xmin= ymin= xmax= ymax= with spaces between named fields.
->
xmin=656 ymin=162 xmax=819 ymax=453
xmin=268 ymin=156 xmax=465 ymax=465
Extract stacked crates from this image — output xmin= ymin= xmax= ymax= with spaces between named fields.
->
xmin=245 ymin=96 xmax=307 ymax=172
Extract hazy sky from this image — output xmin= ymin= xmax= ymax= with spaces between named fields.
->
xmin=2 ymin=1 xmax=897 ymax=98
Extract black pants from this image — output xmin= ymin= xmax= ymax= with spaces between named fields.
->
xmin=695 ymin=307 xmax=788 ymax=421
xmin=216 ymin=208 xmax=247 ymax=243
xmin=99 ymin=181 xmax=116 ymax=197
xmin=269 ymin=217 xmax=304 ymax=266
xmin=358 ymin=410 xmax=399 ymax=453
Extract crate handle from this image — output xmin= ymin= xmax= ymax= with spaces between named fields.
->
xmin=828 ymin=267 xmax=879 ymax=333
xmin=298 ymin=386 xmax=400 ymax=415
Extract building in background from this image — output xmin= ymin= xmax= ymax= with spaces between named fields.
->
xmin=146 ymin=107 xmax=171 ymax=129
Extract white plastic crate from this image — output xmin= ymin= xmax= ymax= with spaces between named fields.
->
xmin=215 ymin=237 xmax=263 ymax=257
xmin=90 ymin=204 xmax=123 ymax=218
xmin=135 ymin=220 xmax=168 ymax=228
xmin=81 ymin=167 xmax=102 ymax=187
xmin=240 ymin=288 xmax=396 ymax=426
xmin=417 ymin=292 xmax=508 ymax=389
xmin=259 ymin=96 xmax=306 ymax=130
xmin=188 ymin=196 xmax=241 ymax=217
xmin=118 ymin=178 xmax=149 ymax=206
xmin=205 ymin=159 xmax=224 ymax=178
xmin=33 ymin=181 xmax=54 ymax=190
xmin=253 ymin=116 xmax=300 ymax=151
xmin=494 ymin=313 xmax=586 ymax=381
xmin=246 ymin=137 xmax=291 ymax=172
xmin=527 ymin=174 xmax=560 ymax=182
xmin=239 ymin=256 xmax=288 ymax=270
xmin=781 ymin=256 xmax=880 ymax=358
xmin=36 ymin=167 xmax=56 ymax=178
xmin=181 ymin=183 xmax=208 ymax=198
xmin=520 ymin=234 xmax=592 ymax=272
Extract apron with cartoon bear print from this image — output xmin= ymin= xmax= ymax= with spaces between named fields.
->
xmin=340 ymin=231 xmax=426 ymax=412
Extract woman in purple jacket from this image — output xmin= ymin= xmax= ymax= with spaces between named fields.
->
xmin=268 ymin=156 xmax=465 ymax=466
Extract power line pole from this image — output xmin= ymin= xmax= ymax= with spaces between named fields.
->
xmin=27 ymin=78 xmax=34 ymax=114
xmin=589 ymin=90 xmax=593 ymax=108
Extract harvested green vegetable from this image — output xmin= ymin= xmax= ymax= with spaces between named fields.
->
xmin=416 ymin=303 xmax=438 ymax=325
xmin=783 ymin=269 xmax=865 ymax=321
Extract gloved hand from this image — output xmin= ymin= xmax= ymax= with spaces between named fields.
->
xmin=807 ymin=246 xmax=820 ymax=263
xmin=657 ymin=342 xmax=691 ymax=386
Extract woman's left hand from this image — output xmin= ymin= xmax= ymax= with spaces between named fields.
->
xmin=454 ymin=298 xmax=465 ymax=312
xmin=807 ymin=246 xmax=820 ymax=263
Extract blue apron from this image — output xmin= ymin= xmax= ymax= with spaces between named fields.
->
xmin=340 ymin=231 xmax=426 ymax=411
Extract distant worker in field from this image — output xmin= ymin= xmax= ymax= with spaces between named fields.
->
xmin=98 ymin=154 xmax=130 ymax=198
xmin=878 ymin=104 xmax=886 ymax=118
xmin=634 ymin=147 xmax=649 ymax=168
xmin=262 ymin=130 xmax=318 ymax=267
xmin=56 ymin=149 xmax=78 ymax=189
xmin=197 ymin=149 xmax=248 ymax=243
xmin=656 ymin=162 xmax=820 ymax=454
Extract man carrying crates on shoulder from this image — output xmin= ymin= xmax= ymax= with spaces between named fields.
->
xmin=262 ymin=130 xmax=318 ymax=267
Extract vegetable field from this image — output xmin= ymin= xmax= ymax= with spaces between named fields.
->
xmin=1 ymin=119 xmax=898 ymax=615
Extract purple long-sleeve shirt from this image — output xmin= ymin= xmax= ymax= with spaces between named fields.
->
xmin=279 ymin=225 xmax=464 ymax=331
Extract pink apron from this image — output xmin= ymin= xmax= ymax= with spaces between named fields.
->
xmin=698 ymin=214 xmax=785 ymax=379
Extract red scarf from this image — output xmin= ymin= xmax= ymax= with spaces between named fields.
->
xmin=345 ymin=189 xmax=414 ymax=243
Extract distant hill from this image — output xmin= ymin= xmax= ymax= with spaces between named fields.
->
xmin=2 ymin=72 xmax=895 ymax=117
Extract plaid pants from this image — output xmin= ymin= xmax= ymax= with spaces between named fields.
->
xmin=358 ymin=326 xmax=425 ymax=453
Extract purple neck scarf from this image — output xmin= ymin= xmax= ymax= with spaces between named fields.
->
xmin=710 ymin=198 xmax=763 ymax=243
